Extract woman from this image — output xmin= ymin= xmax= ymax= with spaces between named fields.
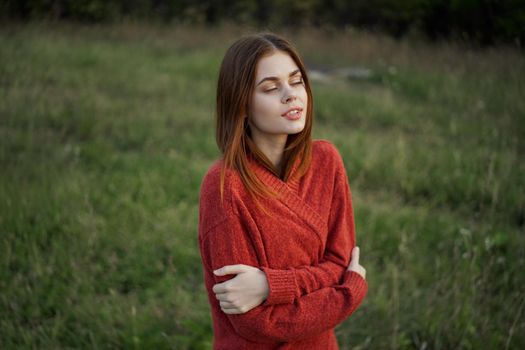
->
xmin=198 ymin=32 xmax=367 ymax=349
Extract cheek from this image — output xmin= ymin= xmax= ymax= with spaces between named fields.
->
xmin=251 ymin=94 xmax=278 ymax=119
xmin=299 ymin=88 xmax=308 ymax=105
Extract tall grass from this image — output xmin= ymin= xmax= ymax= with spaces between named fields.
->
xmin=1 ymin=22 xmax=524 ymax=349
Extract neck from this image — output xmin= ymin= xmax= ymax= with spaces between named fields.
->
xmin=251 ymin=133 xmax=287 ymax=173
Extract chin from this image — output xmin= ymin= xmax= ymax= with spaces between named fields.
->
xmin=286 ymin=125 xmax=306 ymax=135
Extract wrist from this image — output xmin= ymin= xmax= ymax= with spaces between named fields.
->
xmin=257 ymin=269 xmax=269 ymax=300
xmin=260 ymin=267 xmax=297 ymax=305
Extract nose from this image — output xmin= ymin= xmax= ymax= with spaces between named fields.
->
xmin=281 ymin=91 xmax=297 ymax=104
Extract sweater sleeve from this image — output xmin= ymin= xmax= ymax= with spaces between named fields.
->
xmin=199 ymin=214 xmax=367 ymax=344
xmin=260 ymin=146 xmax=357 ymax=306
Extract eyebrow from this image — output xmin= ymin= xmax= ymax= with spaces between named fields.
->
xmin=256 ymin=69 xmax=301 ymax=86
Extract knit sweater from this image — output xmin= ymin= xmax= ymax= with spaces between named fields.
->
xmin=198 ymin=139 xmax=368 ymax=349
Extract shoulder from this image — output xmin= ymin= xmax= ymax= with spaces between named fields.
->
xmin=312 ymin=139 xmax=346 ymax=174
xmin=199 ymin=158 xmax=242 ymax=208
xmin=199 ymin=160 xmax=236 ymax=234
xmin=200 ymin=159 xmax=225 ymax=197
xmin=313 ymin=139 xmax=340 ymax=157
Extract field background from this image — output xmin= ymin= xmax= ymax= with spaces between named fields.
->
xmin=1 ymin=22 xmax=524 ymax=349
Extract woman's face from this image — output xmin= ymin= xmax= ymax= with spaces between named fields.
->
xmin=248 ymin=50 xmax=308 ymax=145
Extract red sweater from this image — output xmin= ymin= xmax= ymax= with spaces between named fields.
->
xmin=198 ymin=140 xmax=368 ymax=349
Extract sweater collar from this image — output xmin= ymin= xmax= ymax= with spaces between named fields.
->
xmin=247 ymin=154 xmax=301 ymax=193
xmin=247 ymin=153 xmax=327 ymax=244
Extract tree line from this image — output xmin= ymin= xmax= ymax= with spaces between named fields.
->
xmin=2 ymin=0 xmax=524 ymax=46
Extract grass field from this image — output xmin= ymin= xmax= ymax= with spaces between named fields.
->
xmin=1 ymin=22 xmax=524 ymax=349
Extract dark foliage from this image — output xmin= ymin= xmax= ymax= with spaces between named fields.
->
xmin=1 ymin=0 xmax=524 ymax=46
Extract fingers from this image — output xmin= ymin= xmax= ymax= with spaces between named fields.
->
xmin=214 ymin=292 xmax=230 ymax=301
xmin=347 ymin=246 xmax=366 ymax=279
xmin=219 ymin=298 xmax=247 ymax=314
xmin=220 ymin=302 xmax=254 ymax=314
xmin=213 ymin=265 xmax=246 ymax=293
xmin=219 ymin=300 xmax=236 ymax=309
xmin=352 ymin=246 xmax=360 ymax=263
xmin=222 ymin=308 xmax=242 ymax=315
xmin=213 ymin=264 xmax=251 ymax=276
xmin=212 ymin=281 xmax=229 ymax=294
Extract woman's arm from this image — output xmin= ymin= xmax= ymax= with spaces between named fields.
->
xmin=213 ymin=152 xmax=357 ymax=308
xmin=213 ymin=247 xmax=366 ymax=315
xmin=199 ymin=215 xmax=367 ymax=343
xmin=265 ymin=162 xmax=356 ymax=304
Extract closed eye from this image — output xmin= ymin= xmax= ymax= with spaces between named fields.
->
xmin=263 ymin=78 xmax=303 ymax=93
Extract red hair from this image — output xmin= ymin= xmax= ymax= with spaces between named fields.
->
xmin=216 ymin=33 xmax=313 ymax=206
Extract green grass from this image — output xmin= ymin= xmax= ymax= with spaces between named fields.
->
xmin=1 ymin=22 xmax=524 ymax=349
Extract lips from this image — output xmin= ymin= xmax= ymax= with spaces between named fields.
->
xmin=281 ymin=107 xmax=303 ymax=120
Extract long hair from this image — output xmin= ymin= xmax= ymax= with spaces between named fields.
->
xmin=216 ymin=32 xmax=313 ymax=207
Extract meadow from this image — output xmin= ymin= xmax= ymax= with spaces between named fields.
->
xmin=1 ymin=22 xmax=524 ymax=349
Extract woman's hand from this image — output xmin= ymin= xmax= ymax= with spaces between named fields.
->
xmin=212 ymin=264 xmax=269 ymax=314
xmin=347 ymin=246 xmax=366 ymax=279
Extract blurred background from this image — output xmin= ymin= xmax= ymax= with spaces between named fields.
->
xmin=1 ymin=1 xmax=524 ymax=349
